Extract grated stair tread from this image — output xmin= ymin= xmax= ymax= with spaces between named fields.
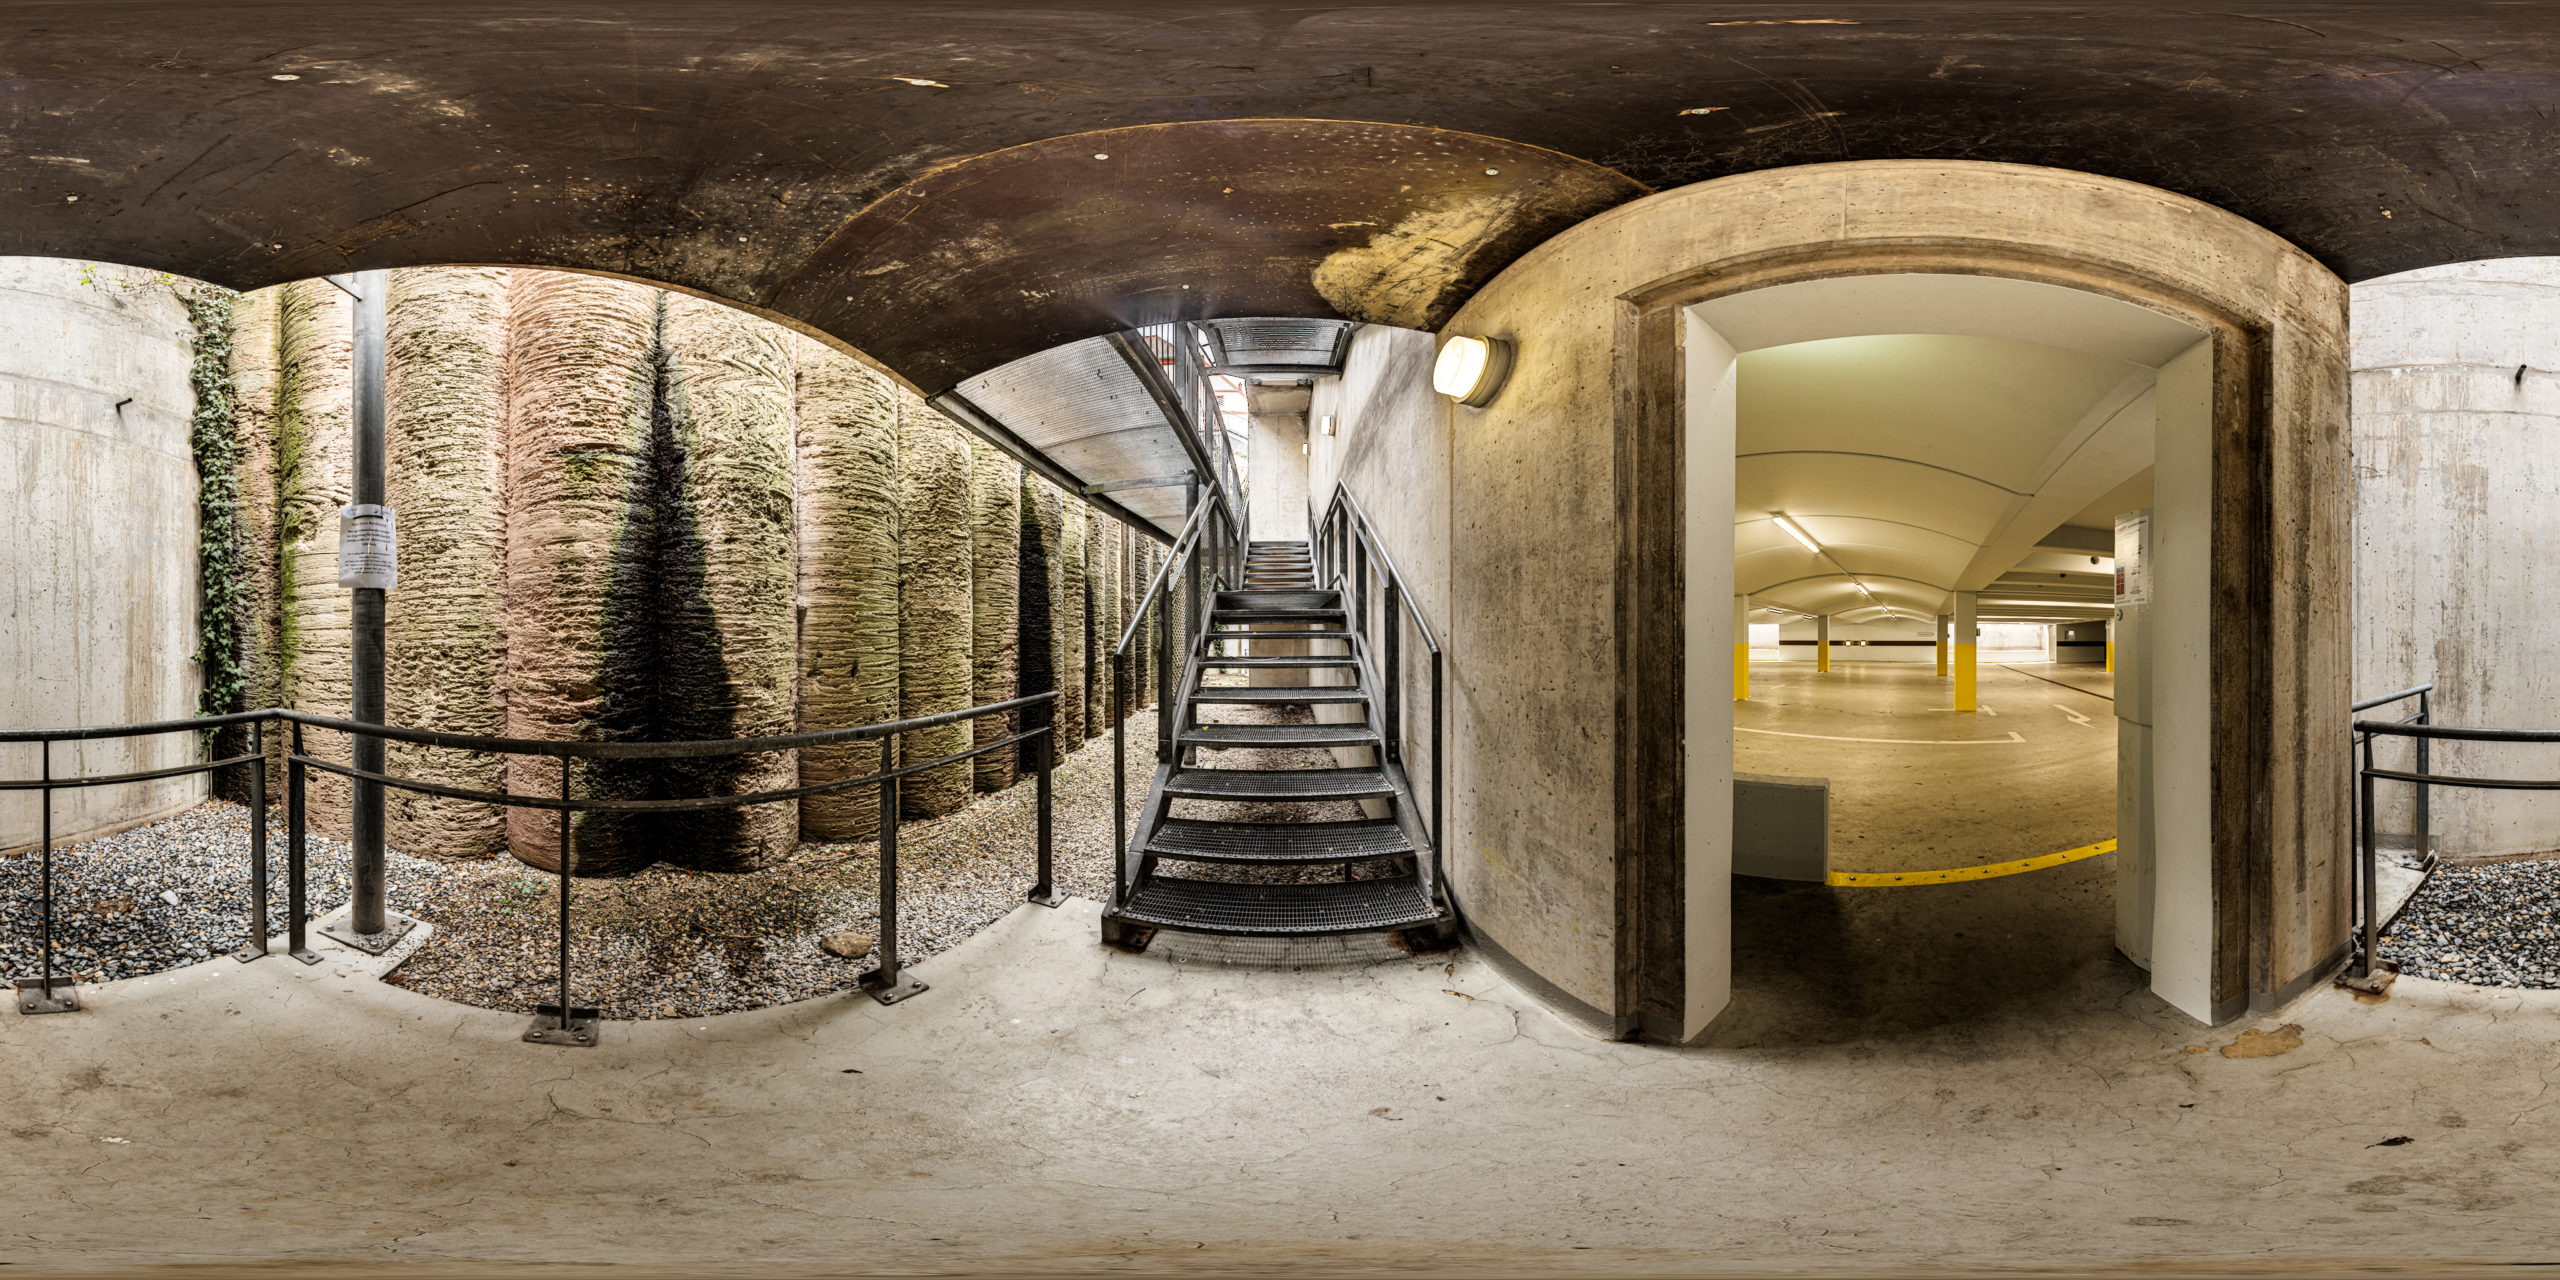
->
xmin=1179 ymin=723 xmax=1379 ymax=748
xmin=1114 ymin=875 xmax=1439 ymax=935
xmin=1199 ymin=655 xmax=1357 ymax=668
xmin=1189 ymin=685 xmax=1366 ymax=705
xmin=1166 ymin=767 xmax=1395 ymax=800
xmin=1144 ymin=818 xmax=1413 ymax=863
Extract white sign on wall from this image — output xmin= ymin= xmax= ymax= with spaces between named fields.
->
xmin=2113 ymin=508 xmax=2151 ymax=607
xmin=337 ymin=504 xmax=398 ymax=591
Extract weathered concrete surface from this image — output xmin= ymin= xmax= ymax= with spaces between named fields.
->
xmin=1247 ymin=382 xmax=1313 ymax=538
xmin=969 ymin=438 xmax=1021 ymax=791
xmin=0 ymin=259 xmax=201 ymax=852
xmin=793 ymin=337 xmax=902 ymax=840
xmin=1424 ymin=162 xmax=2349 ymax=1024
xmin=1058 ymin=498 xmax=1090 ymax=752
xmin=499 ymin=272 xmax=655 ymax=872
xmin=2353 ymin=259 xmax=2560 ymax=858
xmin=1088 ymin=511 xmax=1119 ymax=739
xmin=897 ymin=387 xmax=973 ymax=817
xmin=8 ymin=897 xmax=2560 ymax=1276
xmin=655 ymin=294 xmax=800 ymax=865
xmin=276 ymin=278 xmax=357 ymax=839
xmin=382 ymin=266 xmax=510 ymax=860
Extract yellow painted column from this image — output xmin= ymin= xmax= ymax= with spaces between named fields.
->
xmin=2105 ymin=618 xmax=2116 ymax=672
xmin=1816 ymin=614 xmax=1831 ymax=673
xmin=1953 ymin=591 xmax=1978 ymax=712
xmin=1733 ymin=593 xmax=1751 ymax=701
xmin=1935 ymin=612 xmax=1949 ymax=677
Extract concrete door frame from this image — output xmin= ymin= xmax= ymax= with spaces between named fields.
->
xmin=1612 ymin=236 xmax=2350 ymax=1040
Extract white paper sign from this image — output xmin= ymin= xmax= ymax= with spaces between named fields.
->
xmin=2113 ymin=508 xmax=2150 ymax=607
xmin=337 ymin=504 xmax=398 ymax=591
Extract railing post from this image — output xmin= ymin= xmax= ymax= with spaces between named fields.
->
xmin=864 ymin=736 xmax=926 ymax=1003
xmin=1158 ymin=592 xmax=1176 ymax=763
xmin=2360 ymin=734 xmax=2379 ymax=979
xmin=1354 ymin=536 xmax=1370 ymax=646
xmin=233 ymin=718 xmax=271 ymax=963
xmin=1111 ymin=669 xmax=1128 ymax=910
xmin=285 ymin=723 xmax=318 ymax=965
xmin=1383 ymin=583 xmax=1403 ymax=762
xmin=1431 ymin=651 xmax=1445 ymax=892
xmin=526 ymin=754 xmax=597 ymax=1046
xmin=1032 ymin=720 xmax=1063 ymax=908
xmin=2416 ymin=690 xmax=2433 ymax=864
xmin=14 ymin=737 xmax=75 ymax=1013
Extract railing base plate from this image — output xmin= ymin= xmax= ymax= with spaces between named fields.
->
xmin=524 ymin=1004 xmax=600 ymax=1047
xmin=230 ymin=942 xmax=269 ymax=964
xmin=14 ymin=977 xmax=80 ymax=1015
xmin=319 ymin=909 xmax=422 ymax=956
xmin=1026 ymin=887 xmax=1068 ymax=909
xmin=860 ymin=970 xmax=929 ymax=1005
xmin=288 ymin=946 xmax=323 ymax=967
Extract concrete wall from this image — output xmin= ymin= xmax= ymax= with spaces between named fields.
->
xmin=1246 ymin=384 xmax=1310 ymax=541
xmin=1767 ymin=617 xmax=1936 ymax=663
xmin=0 ymin=259 xmax=203 ymax=852
xmin=2354 ymin=258 xmax=2560 ymax=857
xmin=1388 ymin=161 xmax=2348 ymax=1032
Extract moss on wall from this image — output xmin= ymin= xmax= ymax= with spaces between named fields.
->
xmin=896 ymin=388 xmax=974 ymax=817
xmin=969 ymin=439 xmax=1021 ymax=791
xmin=182 ymin=285 xmax=250 ymax=783
xmin=793 ymin=336 xmax=901 ymax=840
xmin=276 ymin=279 xmax=356 ymax=838
xmin=228 ymin=287 xmax=286 ymax=798
xmin=383 ymin=266 xmax=511 ymax=860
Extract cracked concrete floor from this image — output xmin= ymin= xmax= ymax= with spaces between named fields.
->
xmin=5 ymin=897 xmax=2558 ymax=1277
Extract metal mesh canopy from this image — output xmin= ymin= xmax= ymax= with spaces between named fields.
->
xmin=954 ymin=334 xmax=1195 ymax=531
xmin=1201 ymin=317 xmax=1352 ymax=373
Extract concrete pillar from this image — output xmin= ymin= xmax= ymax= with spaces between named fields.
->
xmin=1935 ymin=613 xmax=1949 ymax=677
xmin=1732 ymin=594 xmax=1751 ymax=700
xmin=1952 ymin=592 xmax=1978 ymax=712
xmin=1815 ymin=614 xmax=1831 ymax=673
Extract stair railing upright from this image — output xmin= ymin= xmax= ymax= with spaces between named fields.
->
xmin=1110 ymin=497 xmax=1237 ymax=915
xmin=1309 ymin=485 xmax=1446 ymax=910
xmin=2350 ymin=683 xmax=2455 ymax=984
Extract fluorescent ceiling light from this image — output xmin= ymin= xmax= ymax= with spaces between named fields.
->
xmin=1771 ymin=514 xmax=1821 ymax=554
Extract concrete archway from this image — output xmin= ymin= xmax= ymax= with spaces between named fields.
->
xmin=1430 ymin=161 xmax=2349 ymax=1039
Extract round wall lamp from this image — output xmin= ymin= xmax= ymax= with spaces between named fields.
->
xmin=1432 ymin=334 xmax=1514 ymax=407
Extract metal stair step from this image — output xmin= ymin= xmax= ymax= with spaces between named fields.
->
xmin=1179 ymin=723 xmax=1379 ymax=749
xmin=1209 ymin=609 xmax=1345 ymax=626
xmin=1201 ymin=629 xmax=1351 ymax=642
xmin=1216 ymin=590 xmax=1340 ymax=611
xmin=1198 ymin=655 xmax=1357 ymax=668
xmin=1113 ymin=874 xmax=1439 ymax=935
xmin=1188 ymin=686 xmax=1366 ymax=705
xmin=1166 ymin=767 xmax=1395 ymax=801
xmin=1144 ymin=818 xmax=1413 ymax=864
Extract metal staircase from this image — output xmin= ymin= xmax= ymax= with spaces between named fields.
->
xmin=1103 ymin=508 xmax=1454 ymax=949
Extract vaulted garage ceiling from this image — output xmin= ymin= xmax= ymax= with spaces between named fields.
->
xmin=3 ymin=2 xmax=2558 ymax=404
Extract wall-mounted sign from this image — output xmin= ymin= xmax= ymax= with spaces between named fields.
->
xmin=2113 ymin=508 xmax=2150 ymax=607
xmin=337 ymin=504 xmax=397 ymax=591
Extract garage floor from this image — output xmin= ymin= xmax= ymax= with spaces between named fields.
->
xmin=4 ymin=893 xmax=2555 ymax=1277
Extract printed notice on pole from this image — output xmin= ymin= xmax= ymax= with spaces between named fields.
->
xmin=337 ymin=504 xmax=397 ymax=591
xmin=2113 ymin=508 xmax=2150 ymax=607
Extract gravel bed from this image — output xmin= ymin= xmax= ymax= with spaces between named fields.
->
xmin=3 ymin=710 xmax=1159 ymax=1018
xmin=3 ymin=687 xmax=1404 ymax=1017
xmin=2377 ymin=859 xmax=2560 ymax=987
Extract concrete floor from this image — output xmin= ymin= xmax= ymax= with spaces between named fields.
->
xmin=5 ymin=894 xmax=2559 ymax=1277
xmin=1736 ymin=661 xmax=2118 ymax=873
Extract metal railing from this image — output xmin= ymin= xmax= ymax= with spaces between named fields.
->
xmin=2352 ymin=683 xmax=2462 ymax=982
xmin=1309 ymin=484 xmax=1447 ymax=909
xmin=4 ymin=693 xmax=1058 ymax=1035
xmin=1108 ymin=496 xmax=1240 ymax=909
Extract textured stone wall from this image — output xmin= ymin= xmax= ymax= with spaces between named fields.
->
xmin=276 ymin=279 xmax=357 ymax=839
xmin=383 ymin=266 xmax=510 ymax=860
xmin=1019 ymin=473 xmax=1066 ymax=761
xmin=794 ymin=336 xmax=901 ymax=840
xmin=897 ymin=387 xmax=974 ymax=816
xmin=498 ymin=272 xmax=655 ymax=873
xmin=230 ymin=285 xmax=287 ymax=798
xmin=969 ymin=438 xmax=1020 ymax=791
xmin=1058 ymin=499 xmax=1089 ymax=750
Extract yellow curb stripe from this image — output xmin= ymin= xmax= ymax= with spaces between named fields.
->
xmin=1826 ymin=837 xmax=2117 ymax=888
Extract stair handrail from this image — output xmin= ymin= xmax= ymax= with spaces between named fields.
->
xmin=1108 ymin=493 xmax=1239 ymax=913
xmin=1310 ymin=483 xmax=1447 ymax=912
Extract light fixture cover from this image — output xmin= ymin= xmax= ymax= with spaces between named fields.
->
xmin=1432 ymin=334 xmax=1513 ymax=406
xmin=1321 ymin=414 xmax=1337 ymax=436
xmin=1772 ymin=514 xmax=1821 ymax=554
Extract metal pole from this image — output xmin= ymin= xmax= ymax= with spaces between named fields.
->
xmin=14 ymin=738 xmax=78 ymax=1012
xmin=523 ymin=754 xmax=596 ymax=1045
xmin=1031 ymin=724 xmax=1062 ymax=908
xmin=1112 ymin=669 xmax=1127 ymax=908
xmin=285 ymin=724 xmax=317 ymax=964
xmin=2416 ymin=690 xmax=2433 ymax=863
xmin=234 ymin=718 xmax=270 ymax=962
xmin=865 ymin=737 xmax=925 ymax=1003
xmin=350 ymin=269 xmax=387 ymax=933
xmin=1383 ymin=584 xmax=1402 ymax=761
xmin=1431 ymin=652 xmax=1445 ymax=888
xmin=2360 ymin=738 xmax=2379 ymax=979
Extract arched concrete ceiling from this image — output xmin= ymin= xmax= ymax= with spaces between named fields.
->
xmin=1 ymin=3 xmax=2555 ymax=396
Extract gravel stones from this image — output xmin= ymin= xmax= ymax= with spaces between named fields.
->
xmin=2377 ymin=859 xmax=2560 ymax=987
